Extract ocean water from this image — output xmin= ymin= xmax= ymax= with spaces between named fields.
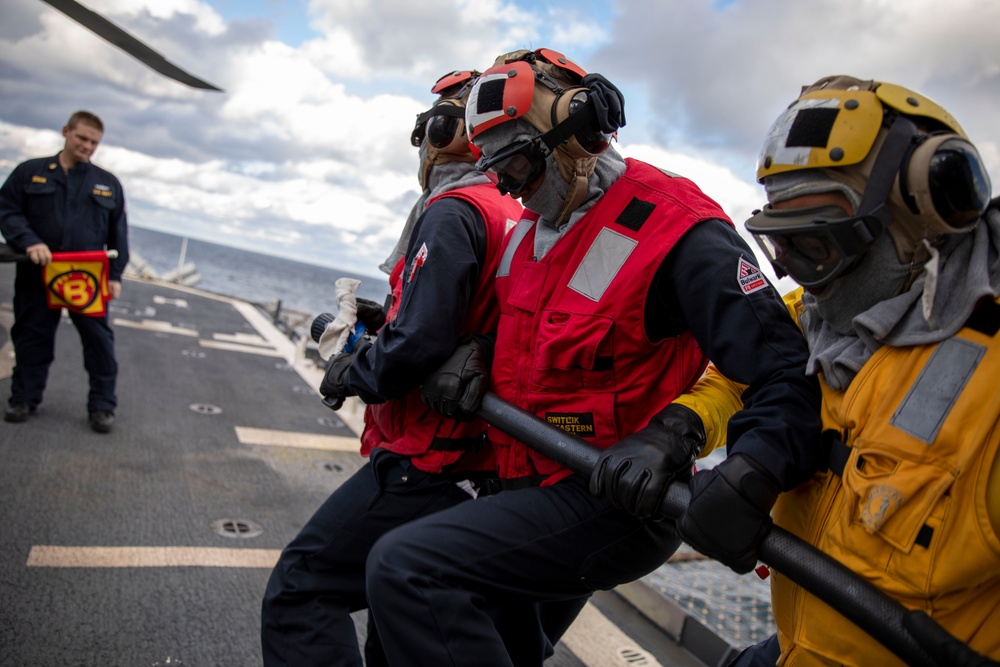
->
xmin=127 ymin=227 xmax=390 ymax=320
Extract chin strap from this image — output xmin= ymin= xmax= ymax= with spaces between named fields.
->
xmin=856 ymin=114 xmax=920 ymax=242
xmin=551 ymin=166 xmax=591 ymax=229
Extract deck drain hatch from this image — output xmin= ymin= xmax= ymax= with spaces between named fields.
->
xmin=211 ymin=518 xmax=263 ymax=539
xmin=181 ymin=349 xmax=206 ymax=358
xmin=617 ymin=646 xmax=652 ymax=665
xmin=315 ymin=461 xmax=345 ymax=473
xmin=318 ymin=416 xmax=344 ymax=429
xmin=189 ymin=403 xmax=223 ymax=415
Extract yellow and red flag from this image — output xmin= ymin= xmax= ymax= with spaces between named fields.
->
xmin=42 ymin=251 xmax=111 ymax=317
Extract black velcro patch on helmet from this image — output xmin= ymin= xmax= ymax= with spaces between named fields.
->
xmin=615 ymin=197 xmax=655 ymax=232
xmin=476 ymin=79 xmax=507 ymax=113
xmin=787 ymin=108 xmax=840 ymax=148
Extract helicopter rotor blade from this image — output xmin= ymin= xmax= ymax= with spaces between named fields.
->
xmin=39 ymin=0 xmax=223 ymax=92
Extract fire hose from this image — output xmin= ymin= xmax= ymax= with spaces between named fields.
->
xmin=477 ymin=391 xmax=994 ymax=667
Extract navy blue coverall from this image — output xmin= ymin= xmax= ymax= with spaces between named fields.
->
xmin=261 ymin=195 xmax=585 ymax=666
xmin=365 ymin=219 xmax=824 ymax=667
xmin=0 ymin=154 xmax=129 ymax=414
xmin=261 ymin=197 xmax=493 ymax=667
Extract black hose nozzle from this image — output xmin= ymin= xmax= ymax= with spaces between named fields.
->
xmin=311 ymin=312 xmax=335 ymax=344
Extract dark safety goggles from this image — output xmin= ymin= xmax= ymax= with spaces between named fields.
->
xmin=410 ymin=103 xmax=467 ymax=149
xmin=745 ymin=204 xmax=885 ymax=288
xmin=475 ymin=137 xmax=550 ymax=196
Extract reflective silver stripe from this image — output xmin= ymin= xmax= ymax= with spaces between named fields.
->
xmin=890 ymin=337 xmax=985 ymax=444
xmin=497 ymin=219 xmax=535 ymax=278
xmin=568 ymin=228 xmax=638 ymax=302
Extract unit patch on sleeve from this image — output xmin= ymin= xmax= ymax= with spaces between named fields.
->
xmin=737 ymin=257 xmax=768 ymax=295
xmin=408 ymin=242 xmax=428 ymax=284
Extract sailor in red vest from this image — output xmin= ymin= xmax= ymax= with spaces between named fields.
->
xmin=364 ymin=49 xmax=822 ymax=667
xmin=260 ymin=70 xmax=522 ymax=667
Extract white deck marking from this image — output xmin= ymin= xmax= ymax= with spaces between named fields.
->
xmin=198 ymin=339 xmax=284 ymax=356
xmin=230 ymin=300 xmax=300 ymax=360
xmin=112 ymin=319 xmax=198 ymax=337
xmin=26 ymin=546 xmax=279 ymax=568
xmin=153 ymin=296 xmax=189 ymax=308
xmin=230 ymin=299 xmax=368 ymax=437
xmin=235 ymin=426 xmax=361 ymax=452
xmin=212 ymin=332 xmax=272 ymax=347
xmin=563 ymin=603 xmax=664 ymax=667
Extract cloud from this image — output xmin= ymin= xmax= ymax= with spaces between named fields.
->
xmin=303 ymin=0 xmax=542 ymax=79
xmin=1 ymin=0 xmax=997 ymax=281
xmin=592 ymin=0 xmax=1000 ymax=184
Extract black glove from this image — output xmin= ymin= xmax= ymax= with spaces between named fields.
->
xmin=581 ymin=73 xmax=626 ymax=134
xmin=356 ymin=297 xmax=387 ymax=333
xmin=318 ymin=338 xmax=370 ymax=410
xmin=903 ymin=610 xmax=1000 ymax=667
xmin=676 ymin=453 xmax=780 ymax=574
xmin=590 ymin=404 xmax=705 ymax=520
xmin=420 ymin=336 xmax=492 ymax=421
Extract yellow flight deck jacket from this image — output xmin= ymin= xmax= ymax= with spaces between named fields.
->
xmin=681 ymin=288 xmax=1000 ymax=666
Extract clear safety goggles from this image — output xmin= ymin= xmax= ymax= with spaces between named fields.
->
xmin=745 ymin=204 xmax=884 ymax=288
xmin=475 ymin=137 xmax=549 ymax=196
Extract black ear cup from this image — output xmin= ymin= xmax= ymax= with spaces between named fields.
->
xmin=901 ymin=133 xmax=992 ymax=232
xmin=550 ymin=88 xmax=611 ymax=159
xmin=425 ymin=103 xmax=467 ymax=151
xmin=566 ymin=91 xmax=611 ymax=154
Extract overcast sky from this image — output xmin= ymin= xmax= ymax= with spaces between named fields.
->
xmin=1 ymin=0 xmax=997 ymax=282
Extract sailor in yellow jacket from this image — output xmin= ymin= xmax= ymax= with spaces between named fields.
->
xmin=672 ymin=76 xmax=1000 ymax=666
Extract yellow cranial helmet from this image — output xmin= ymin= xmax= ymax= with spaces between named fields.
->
xmin=751 ymin=75 xmax=991 ymax=276
xmin=757 ymin=76 xmax=990 ymax=234
xmin=758 ymin=77 xmax=967 ymax=177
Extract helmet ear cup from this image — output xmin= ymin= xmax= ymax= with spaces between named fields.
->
xmin=900 ymin=133 xmax=992 ymax=233
xmin=425 ymin=101 xmax=468 ymax=152
xmin=550 ymin=87 xmax=611 ymax=159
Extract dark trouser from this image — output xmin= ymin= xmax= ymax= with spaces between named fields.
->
xmin=728 ymin=634 xmax=780 ymax=666
xmin=10 ymin=265 xmax=117 ymax=413
xmin=260 ymin=450 xmax=478 ymax=667
xmin=366 ymin=473 xmax=681 ymax=667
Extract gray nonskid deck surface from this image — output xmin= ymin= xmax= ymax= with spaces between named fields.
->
xmin=645 ymin=550 xmax=775 ymax=648
xmin=0 ymin=263 xmax=745 ymax=667
xmin=0 ymin=267 xmax=361 ymax=666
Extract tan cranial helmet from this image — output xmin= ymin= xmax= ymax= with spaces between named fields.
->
xmin=413 ymin=70 xmax=480 ymax=189
xmin=465 ymin=49 xmax=615 ymax=221
xmin=755 ymin=75 xmax=992 ymax=265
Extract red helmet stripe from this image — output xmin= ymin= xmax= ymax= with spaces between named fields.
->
xmin=466 ymin=62 xmax=535 ymax=140
xmin=431 ymin=70 xmax=476 ymax=94
xmin=534 ymin=48 xmax=587 ymax=78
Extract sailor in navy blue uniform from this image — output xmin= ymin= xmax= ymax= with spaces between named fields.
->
xmin=0 ymin=110 xmax=129 ymax=432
